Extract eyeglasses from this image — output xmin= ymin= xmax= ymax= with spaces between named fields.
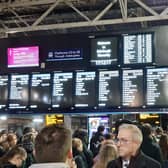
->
xmin=115 ymin=138 xmax=132 ymax=145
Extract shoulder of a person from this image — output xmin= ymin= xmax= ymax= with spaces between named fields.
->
xmin=106 ymin=159 xmax=119 ymax=168
xmin=141 ymin=153 xmax=161 ymax=167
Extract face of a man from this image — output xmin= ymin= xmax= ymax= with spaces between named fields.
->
xmin=116 ymin=128 xmax=137 ymax=160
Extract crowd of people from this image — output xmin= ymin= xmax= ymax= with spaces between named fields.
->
xmin=0 ymin=120 xmax=167 ymax=168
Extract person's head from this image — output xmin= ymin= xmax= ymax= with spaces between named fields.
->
xmin=23 ymin=127 xmax=37 ymax=140
xmin=114 ymin=119 xmax=133 ymax=134
xmin=7 ymin=133 xmax=17 ymax=148
xmin=23 ymin=127 xmax=35 ymax=135
xmin=141 ymin=123 xmax=152 ymax=138
xmin=116 ymin=124 xmax=143 ymax=160
xmin=94 ymin=144 xmax=118 ymax=168
xmin=72 ymin=138 xmax=83 ymax=152
xmin=155 ymin=127 xmax=163 ymax=136
xmin=1 ymin=146 xmax=27 ymax=167
xmin=35 ymin=124 xmax=72 ymax=163
xmin=73 ymin=129 xmax=88 ymax=146
xmin=97 ymin=125 xmax=105 ymax=133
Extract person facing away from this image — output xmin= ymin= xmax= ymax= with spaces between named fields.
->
xmin=90 ymin=125 xmax=105 ymax=157
xmin=93 ymin=143 xmax=118 ymax=168
xmin=29 ymin=124 xmax=76 ymax=168
xmin=107 ymin=124 xmax=161 ymax=168
xmin=140 ymin=123 xmax=163 ymax=164
xmin=0 ymin=146 xmax=27 ymax=168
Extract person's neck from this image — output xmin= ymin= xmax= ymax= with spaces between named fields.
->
xmin=122 ymin=156 xmax=130 ymax=161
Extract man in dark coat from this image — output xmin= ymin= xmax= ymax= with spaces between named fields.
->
xmin=107 ymin=124 xmax=161 ymax=168
xmin=90 ymin=125 xmax=105 ymax=157
xmin=140 ymin=123 xmax=163 ymax=164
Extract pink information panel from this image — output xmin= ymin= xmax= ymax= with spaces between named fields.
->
xmin=8 ymin=46 xmax=39 ymax=68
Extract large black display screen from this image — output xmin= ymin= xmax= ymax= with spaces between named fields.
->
xmin=30 ymin=73 xmax=51 ymax=109
xmin=98 ymin=70 xmax=120 ymax=107
xmin=122 ymin=69 xmax=144 ymax=107
xmin=123 ymin=33 xmax=153 ymax=64
xmin=147 ymin=68 xmax=168 ymax=106
xmin=52 ymin=72 xmax=73 ymax=108
xmin=75 ymin=71 xmax=96 ymax=107
xmin=91 ymin=37 xmax=118 ymax=66
xmin=9 ymin=74 xmax=29 ymax=109
xmin=0 ymin=75 xmax=8 ymax=109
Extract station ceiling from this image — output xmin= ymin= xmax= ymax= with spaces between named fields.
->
xmin=0 ymin=0 xmax=168 ymax=37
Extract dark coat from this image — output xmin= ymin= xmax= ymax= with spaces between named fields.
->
xmin=141 ymin=137 xmax=163 ymax=164
xmin=73 ymin=148 xmax=88 ymax=168
xmin=107 ymin=150 xmax=161 ymax=168
xmin=0 ymin=162 xmax=17 ymax=168
xmin=90 ymin=132 xmax=104 ymax=157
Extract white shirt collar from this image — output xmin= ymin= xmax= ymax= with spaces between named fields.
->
xmin=122 ymin=160 xmax=130 ymax=168
xmin=29 ymin=162 xmax=69 ymax=168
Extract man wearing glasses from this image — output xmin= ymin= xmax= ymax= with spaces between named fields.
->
xmin=107 ymin=124 xmax=161 ymax=168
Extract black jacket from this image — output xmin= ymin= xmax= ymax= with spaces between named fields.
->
xmin=0 ymin=162 xmax=17 ymax=168
xmin=141 ymin=137 xmax=163 ymax=164
xmin=90 ymin=132 xmax=104 ymax=157
xmin=107 ymin=150 xmax=161 ymax=168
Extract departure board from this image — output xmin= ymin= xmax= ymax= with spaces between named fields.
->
xmin=123 ymin=33 xmax=152 ymax=64
xmin=75 ymin=71 xmax=96 ymax=107
xmin=52 ymin=72 xmax=73 ymax=108
xmin=122 ymin=69 xmax=144 ymax=107
xmin=147 ymin=68 xmax=168 ymax=106
xmin=91 ymin=37 xmax=118 ymax=66
xmin=9 ymin=74 xmax=29 ymax=109
xmin=98 ymin=70 xmax=120 ymax=107
xmin=0 ymin=75 xmax=8 ymax=109
xmin=30 ymin=73 xmax=51 ymax=109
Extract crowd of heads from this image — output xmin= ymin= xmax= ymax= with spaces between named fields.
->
xmin=0 ymin=120 xmax=167 ymax=168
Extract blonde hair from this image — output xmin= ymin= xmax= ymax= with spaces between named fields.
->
xmin=72 ymin=138 xmax=83 ymax=151
xmin=119 ymin=124 xmax=143 ymax=145
xmin=93 ymin=144 xmax=118 ymax=168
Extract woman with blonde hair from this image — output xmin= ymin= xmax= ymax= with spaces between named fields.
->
xmin=93 ymin=144 xmax=118 ymax=168
xmin=72 ymin=138 xmax=88 ymax=168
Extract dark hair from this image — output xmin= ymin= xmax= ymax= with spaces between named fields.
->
xmin=104 ymin=133 xmax=113 ymax=140
xmin=35 ymin=124 xmax=72 ymax=163
xmin=97 ymin=125 xmax=105 ymax=132
xmin=155 ymin=127 xmax=163 ymax=134
xmin=0 ymin=146 xmax=27 ymax=166
xmin=23 ymin=127 xmax=34 ymax=135
xmin=141 ymin=123 xmax=152 ymax=137
xmin=73 ymin=129 xmax=88 ymax=145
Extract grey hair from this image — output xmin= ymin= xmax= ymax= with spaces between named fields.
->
xmin=119 ymin=124 xmax=143 ymax=145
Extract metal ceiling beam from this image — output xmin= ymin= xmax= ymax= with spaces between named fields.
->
xmin=0 ymin=0 xmax=167 ymax=35
xmin=65 ymin=1 xmax=91 ymax=21
xmin=32 ymin=0 xmax=62 ymax=26
xmin=119 ymin=0 xmax=127 ymax=20
xmin=8 ymin=8 xmax=30 ymax=27
xmin=0 ymin=0 xmax=63 ymax=9
xmin=160 ymin=7 xmax=168 ymax=15
xmin=133 ymin=0 xmax=159 ymax=16
xmin=93 ymin=0 xmax=117 ymax=22
xmin=5 ymin=14 xmax=168 ymax=34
